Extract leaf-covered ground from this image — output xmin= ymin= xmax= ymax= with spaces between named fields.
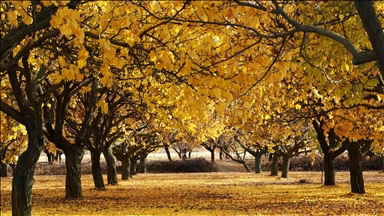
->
xmin=1 ymin=172 xmax=383 ymax=215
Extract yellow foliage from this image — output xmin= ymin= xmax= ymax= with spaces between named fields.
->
xmin=97 ymin=100 xmax=108 ymax=114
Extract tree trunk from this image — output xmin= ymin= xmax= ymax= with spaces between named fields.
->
xmin=323 ymin=153 xmax=336 ymax=185
xmin=281 ymin=156 xmax=291 ymax=178
xmin=355 ymin=1 xmax=384 ymax=78
xmin=103 ymin=147 xmax=118 ymax=185
xmin=131 ymin=157 xmax=137 ymax=176
xmin=121 ymin=154 xmax=131 ymax=180
xmin=242 ymin=162 xmax=251 ymax=172
xmin=255 ymin=153 xmax=262 ymax=173
xmin=164 ymin=145 xmax=172 ymax=161
xmin=1 ymin=163 xmax=7 ymax=177
xmin=12 ymin=131 xmax=44 ymax=216
xmin=47 ymin=152 xmax=53 ymax=165
xmin=381 ymin=155 xmax=384 ymax=172
xmin=139 ymin=155 xmax=147 ymax=173
xmin=210 ymin=150 xmax=215 ymax=163
xmin=90 ymin=150 xmax=105 ymax=189
xmin=62 ymin=144 xmax=84 ymax=198
xmin=347 ymin=145 xmax=365 ymax=194
xmin=271 ymin=152 xmax=279 ymax=176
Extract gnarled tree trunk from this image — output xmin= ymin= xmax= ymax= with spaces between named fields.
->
xmin=103 ymin=146 xmax=118 ymax=185
xmin=12 ymin=126 xmax=44 ymax=216
xmin=62 ymin=144 xmax=84 ymax=198
xmin=90 ymin=150 xmax=105 ymax=189
xmin=347 ymin=144 xmax=365 ymax=194
xmin=323 ymin=153 xmax=336 ymax=185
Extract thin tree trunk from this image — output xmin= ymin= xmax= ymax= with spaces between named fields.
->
xmin=323 ymin=153 xmax=336 ymax=185
xmin=90 ymin=150 xmax=105 ymax=189
xmin=47 ymin=152 xmax=53 ymax=165
xmin=281 ymin=156 xmax=291 ymax=178
xmin=12 ymin=132 xmax=44 ymax=216
xmin=103 ymin=146 xmax=118 ymax=185
xmin=210 ymin=150 xmax=215 ymax=163
xmin=271 ymin=152 xmax=279 ymax=176
xmin=347 ymin=145 xmax=365 ymax=194
xmin=164 ymin=145 xmax=172 ymax=161
xmin=242 ymin=162 xmax=251 ymax=172
xmin=62 ymin=144 xmax=84 ymax=198
xmin=121 ymin=154 xmax=131 ymax=180
xmin=255 ymin=153 xmax=262 ymax=173
xmin=1 ymin=163 xmax=7 ymax=177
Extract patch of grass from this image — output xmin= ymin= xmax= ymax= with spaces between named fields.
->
xmin=1 ymin=172 xmax=383 ymax=215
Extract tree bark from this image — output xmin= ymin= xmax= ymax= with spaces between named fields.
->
xmin=164 ymin=145 xmax=172 ymax=161
xmin=1 ymin=163 xmax=7 ymax=177
xmin=208 ymin=149 xmax=214 ymax=163
xmin=355 ymin=1 xmax=384 ymax=78
xmin=130 ymin=157 xmax=137 ymax=176
xmin=323 ymin=153 xmax=336 ymax=185
xmin=281 ymin=156 xmax=291 ymax=178
xmin=270 ymin=152 xmax=279 ymax=176
xmin=312 ymin=120 xmax=346 ymax=186
xmin=62 ymin=144 xmax=84 ymax=198
xmin=12 ymin=130 xmax=44 ymax=216
xmin=121 ymin=154 xmax=131 ymax=180
xmin=347 ymin=144 xmax=365 ymax=194
xmin=90 ymin=150 xmax=105 ymax=189
xmin=103 ymin=147 xmax=118 ymax=185
xmin=242 ymin=161 xmax=251 ymax=172
xmin=255 ymin=153 xmax=262 ymax=173
xmin=381 ymin=155 xmax=384 ymax=172
xmin=139 ymin=155 xmax=147 ymax=173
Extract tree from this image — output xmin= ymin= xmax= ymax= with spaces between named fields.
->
xmin=217 ymin=130 xmax=251 ymax=172
xmin=2 ymin=2 xmax=383 ymax=214
xmin=312 ymin=119 xmax=346 ymax=185
xmin=201 ymin=138 xmax=218 ymax=163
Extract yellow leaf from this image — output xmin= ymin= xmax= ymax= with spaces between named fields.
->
xmin=145 ymin=67 xmax=153 ymax=76
xmin=7 ymin=10 xmax=18 ymax=27
xmin=100 ymin=38 xmax=112 ymax=51
xmin=150 ymin=51 xmax=157 ymax=62
xmin=344 ymin=60 xmax=350 ymax=71
xmin=97 ymin=100 xmax=108 ymax=114
xmin=215 ymin=102 xmax=226 ymax=116
xmin=243 ymin=102 xmax=252 ymax=109
xmin=58 ymin=56 xmax=66 ymax=67
xmin=78 ymin=59 xmax=86 ymax=69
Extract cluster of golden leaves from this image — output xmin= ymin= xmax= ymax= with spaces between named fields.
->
xmin=1 ymin=172 xmax=383 ymax=215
